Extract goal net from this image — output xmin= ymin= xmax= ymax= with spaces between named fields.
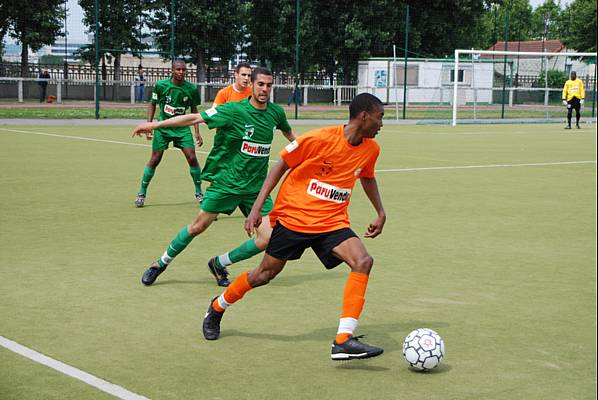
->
xmin=451 ymin=49 xmax=597 ymax=125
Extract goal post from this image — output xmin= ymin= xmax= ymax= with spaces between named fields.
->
xmin=451 ymin=49 xmax=597 ymax=126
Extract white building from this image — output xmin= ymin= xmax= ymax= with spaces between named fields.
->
xmin=358 ymin=57 xmax=495 ymax=105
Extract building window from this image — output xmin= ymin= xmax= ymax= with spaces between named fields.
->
xmin=450 ymin=69 xmax=465 ymax=83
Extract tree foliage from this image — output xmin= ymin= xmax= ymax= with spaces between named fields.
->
xmin=148 ymin=0 xmax=246 ymax=81
xmin=2 ymin=0 xmax=64 ymax=77
xmin=560 ymin=0 xmax=597 ymax=53
xmin=79 ymin=0 xmax=148 ymax=82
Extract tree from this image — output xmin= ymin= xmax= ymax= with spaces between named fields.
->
xmin=560 ymin=0 xmax=597 ymax=54
xmin=530 ymin=0 xmax=563 ymax=40
xmin=3 ymin=0 xmax=64 ymax=77
xmin=148 ymin=0 xmax=246 ymax=82
xmin=479 ymin=0 xmax=534 ymax=48
xmin=79 ymin=0 xmax=148 ymax=98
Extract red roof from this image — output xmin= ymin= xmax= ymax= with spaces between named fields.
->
xmin=483 ymin=40 xmax=564 ymax=57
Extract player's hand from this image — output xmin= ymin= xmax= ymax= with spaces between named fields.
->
xmin=195 ymin=134 xmax=204 ymax=147
xmin=580 ymin=99 xmax=584 ymax=106
xmin=364 ymin=213 xmax=386 ymax=239
xmin=244 ymin=210 xmax=262 ymax=237
xmin=562 ymin=100 xmax=567 ymax=106
xmin=132 ymin=122 xmax=156 ymax=140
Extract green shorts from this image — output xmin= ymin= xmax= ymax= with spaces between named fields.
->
xmin=200 ymin=187 xmax=273 ymax=216
xmin=152 ymin=127 xmax=195 ymax=151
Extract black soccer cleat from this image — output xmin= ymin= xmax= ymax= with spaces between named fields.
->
xmin=203 ymin=296 xmax=224 ymax=340
xmin=141 ymin=261 xmax=166 ymax=286
xmin=331 ymin=335 xmax=384 ymax=361
xmin=207 ymin=257 xmax=231 ymax=287
xmin=576 ymin=124 xmax=581 ymax=129
xmin=564 ymin=125 xmax=572 ymax=130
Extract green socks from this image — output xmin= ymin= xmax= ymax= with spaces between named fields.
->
xmin=139 ymin=166 xmax=155 ymax=195
xmin=158 ymin=226 xmax=194 ymax=268
xmin=223 ymin=238 xmax=263 ymax=265
xmin=190 ymin=166 xmax=202 ymax=195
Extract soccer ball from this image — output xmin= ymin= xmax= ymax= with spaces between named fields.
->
xmin=402 ymin=328 xmax=445 ymax=371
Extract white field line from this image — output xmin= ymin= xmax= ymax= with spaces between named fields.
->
xmin=376 ymin=160 xmax=596 ymax=173
xmin=1 ymin=127 xmax=596 ymax=172
xmin=0 ymin=335 xmax=149 ymax=400
xmin=0 ymin=127 xmax=211 ymax=155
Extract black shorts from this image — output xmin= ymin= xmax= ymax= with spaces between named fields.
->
xmin=568 ymin=97 xmax=581 ymax=111
xmin=265 ymin=221 xmax=358 ymax=269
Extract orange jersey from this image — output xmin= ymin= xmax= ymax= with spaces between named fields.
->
xmin=270 ymin=125 xmax=380 ymax=233
xmin=213 ymin=84 xmax=252 ymax=106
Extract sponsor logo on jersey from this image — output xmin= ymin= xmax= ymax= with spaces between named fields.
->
xmin=164 ymin=104 xmax=185 ymax=116
xmin=307 ymin=179 xmax=351 ymax=204
xmin=285 ymin=140 xmax=298 ymax=153
xmin=241 ymin=141 xmax=271 ymax=157
xmin=205 ymin=107 xmax=218 ymax=117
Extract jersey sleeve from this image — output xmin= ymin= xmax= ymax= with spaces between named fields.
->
xmin=191 ymin=85 xmax=201 ymax=107
xmin=151 ymin=81 xmax=162 ymax=104
xmin=199 ymin=102 xmax=234 ymax=130
xmin=359 ymin=143 xmax=380 ymax=178
xmin=279 ymin=133 xmax=315 ymax=169
xmin=276 ymin=107 xmax=292 ymax=132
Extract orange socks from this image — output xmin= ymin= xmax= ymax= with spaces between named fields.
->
xmin=212 ymin=271 xmax=252 ymax=313
xmin=335 ymin=271 xmax=369 ymax=344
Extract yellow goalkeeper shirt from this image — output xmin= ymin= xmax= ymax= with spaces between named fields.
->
xmin=562 ymin=79 xmax=585 ymax=101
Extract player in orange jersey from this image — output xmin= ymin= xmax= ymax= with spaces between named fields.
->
xmin=213 ymin=62 xmax=252 ymax=106
xmin=202 ymin=93 xmax=387 ymax=361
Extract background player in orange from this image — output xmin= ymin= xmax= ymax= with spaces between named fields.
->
xmin=202 ymin=93 xmax=387 ymax=361
xmin=213 ymin=62 xmax=252 ymax=106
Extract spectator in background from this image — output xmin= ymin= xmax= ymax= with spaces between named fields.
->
xmin=287 ymin=86 xmax=301 ymax=106
xmin=136 ymin=66 xmax=146 ymax=103
xmin=38 ymin=69 xmax=50 ymax=103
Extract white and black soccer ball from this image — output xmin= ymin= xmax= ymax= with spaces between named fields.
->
xmin=402 ymin=328 xmax=445 ymax=371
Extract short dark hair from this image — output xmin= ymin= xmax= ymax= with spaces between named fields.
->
xmin=349 ymin=93 xmax=384 ymax=119
xmin=235 ymin=62 xmax=252 ymax=72
xmin=172 ymin=59 xmax=186 ymax=68
xmin=251 ymin=67 xmax=272 ymax=82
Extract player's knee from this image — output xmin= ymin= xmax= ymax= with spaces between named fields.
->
xmin=186 ymin=154 xmax=198 ymax=166
xmin=188 ymin=219 xmax=209 ymax=236
xmin=352 ymin=254 xmax=373 ymax=274
xmin=254 ymin=234 xmax=270 ymax=250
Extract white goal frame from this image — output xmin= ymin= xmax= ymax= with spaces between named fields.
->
xmin=452 ymin=49 xmax=597 ymax=126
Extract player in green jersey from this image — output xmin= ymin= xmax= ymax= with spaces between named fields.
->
xmin=134 ymin=59 xmax=203 ymax=208
xmin=132 ymin=67 xmax=297 ymax=287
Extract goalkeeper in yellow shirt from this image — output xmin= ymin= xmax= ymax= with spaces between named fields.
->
xmin=562 ymin=71 xmax=585 ymax=129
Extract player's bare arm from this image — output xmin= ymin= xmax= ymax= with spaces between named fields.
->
xmin=245 ymin=160 xmax=290 ymax=236
xmin=282 ymin=129 xmax=298 ymax=142
xmin=359 ymin=176 xmax=386 ymax=238
xmin=190 ymin=106 xmax=203 ymax=147
xmin=132 ymin=113 xmax=206 ymax=138
xmin=140 ymin=102 xmax=157 ymax=140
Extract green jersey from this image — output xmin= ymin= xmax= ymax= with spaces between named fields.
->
xmin=200 ymin=98 xmax=292 ymax=194
xmin=151 ymin=78 xmax=200 ymax=136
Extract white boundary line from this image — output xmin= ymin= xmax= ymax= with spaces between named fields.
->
xmin=1 ymin=127 xmax=595 ymax=172
xmin=377 ymin=160 xmax=597 ymax=173
xmin=0 ymin=335 xmax=149 ymax=400
xmin=0 ymin=127 xmax=211 ymax=155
